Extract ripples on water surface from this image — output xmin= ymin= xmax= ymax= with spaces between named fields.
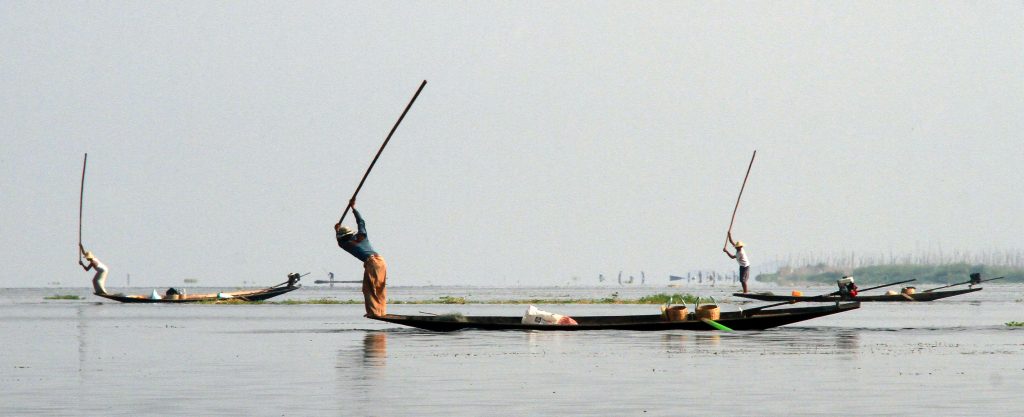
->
xmin=1 ymin=285 xmax=1021 ymax=416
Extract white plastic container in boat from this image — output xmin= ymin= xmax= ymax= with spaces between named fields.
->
xmin=522 ymin=305 xmax=578 ymax=325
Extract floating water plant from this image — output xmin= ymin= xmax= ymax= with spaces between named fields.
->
xmin=273 ymin=298 xmax=354 ymax=305
xmin=636 ymin=293 xmax=700 ymax=304
xmin=44 ymin=294 xmax=82 ymax=300
xmin=1007 ymin=321 xmax=1023 ymax=327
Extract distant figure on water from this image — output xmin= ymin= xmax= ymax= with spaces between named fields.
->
xmin=723 ymin=232 xmax=750 ymax=293
xmin=78 ymin=245 xmax=108 ymax=295
xmin=335 ymin=200 xmax=388 ymax=317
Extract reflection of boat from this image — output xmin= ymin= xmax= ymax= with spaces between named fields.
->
xmin=368 ymin=302 xmax=859 ymax=332
xmin=733 ymin=287 xmax=981 ymax=302
xmin=96 ymin=275 xmax=302 ymax=303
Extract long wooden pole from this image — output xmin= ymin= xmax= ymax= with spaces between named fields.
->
xmin=78 ymin=153 xmax=88 ymax=261
xmin=339 ymin=80 xmax=427 ymax=224
xmin=923 ymin=276 xmax=1004 ymax=292
xmin=724 ymin=150 xmax=757 ymax=249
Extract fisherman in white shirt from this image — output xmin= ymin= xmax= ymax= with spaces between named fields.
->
xmin=79 ymin=245 xmax=109 ymax=295
xmin=723 ymin=232 xmax=751 ymax=293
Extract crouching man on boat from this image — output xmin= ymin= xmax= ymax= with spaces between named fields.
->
xmin=335 ymin=200 xmax=388 ymax=317
xmin=722 ymin=232 xmax=750 ymax=293
xmin=78 ymin=244 xmax=109 ymax=295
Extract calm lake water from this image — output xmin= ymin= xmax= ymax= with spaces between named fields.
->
xmin=2 ymin=284 xmax=1022 ymax=416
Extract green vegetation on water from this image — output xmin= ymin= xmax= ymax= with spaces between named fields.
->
xmin=758 ymin=263 xmax=1024 ymax=286
xmin=1007 ymin=321 xmax=1024 ymax=327
xmin=44 ymin=294 xmax=82 ymax=300
xmin=256 ymin=292 xmax=702 ymax=305
xmin=274 ymin=298 xmax=343 ymax=305
xmin=402 ymin=292 xmax=701 ymax=305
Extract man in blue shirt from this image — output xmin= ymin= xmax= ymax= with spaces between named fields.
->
xmin=335 ymin=200 xmax=388 ymax=317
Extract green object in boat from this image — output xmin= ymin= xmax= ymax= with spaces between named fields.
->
xmin=701 ymin=318 xmax=733 ymax=332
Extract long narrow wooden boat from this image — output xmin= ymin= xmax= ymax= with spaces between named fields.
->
xmin=368 ymin=302 xmax=860 ymax=332
xmin=95 ymin=283 xmax=300 ymax=303
xmin=733 ymin=287 xmax=981 ymax=302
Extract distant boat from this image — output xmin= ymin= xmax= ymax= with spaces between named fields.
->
xmin=734 ymin=288 xmax=980 ymax=302
xmin=95 ymin=275 xmax=301 ymax=304
xmin=314 ymin=272 xmax=360 ymax=285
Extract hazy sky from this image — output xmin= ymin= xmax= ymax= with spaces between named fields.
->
xmin=2 ymin=2 xmax=1022 ymax=288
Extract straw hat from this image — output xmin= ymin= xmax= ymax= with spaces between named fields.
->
xmin=337 ymin=226 xmax=354 ymax=237
xmin=734 ymin=241 xmax=745 ymax=248
xmin=83 ymin=251 xmax=95 ymax=260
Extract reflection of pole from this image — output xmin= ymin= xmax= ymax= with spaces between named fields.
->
xmin=76 ymin=305 xmax=87 ymax=385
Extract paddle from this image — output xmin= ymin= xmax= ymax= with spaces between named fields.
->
xmin=922 ymin=276 xmax=1004 ymax=292
xmin=78 ymin=153 xmax=88 ymax=262
xmin=742 ymin=278 xmax=917 ymax=314
xmin=338 ymin=80 xmax=428 ymax=224
xmin=724 ymin=150 xmax=756 ymax=250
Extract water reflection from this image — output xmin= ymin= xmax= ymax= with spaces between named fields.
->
xmin=658 ymin=328 xmax=861 ymax=355
xmin=835 ymin=329 xmax=860 ymax=353
xmin=363 ymin=331 xmax=388 ymax=367
xmin=661 ymin=334 xmax=687 ymax=353
xmin=336 ymin=330 xmax=389 ymax=392
xmin=661 ymin=332 xmax=722 ymax=352
xmin=694 ymin=333 xmax=721 ymax=346
xmin=525 ymin=330 xmax=566 ymax=351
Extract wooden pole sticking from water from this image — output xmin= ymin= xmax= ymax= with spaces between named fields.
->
xmin=78 ymin=153 xmax=88 ymax=261
xmin=724 ymin=150 xmax=756 ymax=249
xmin=339 ymin=80 xmax=427 ymax=224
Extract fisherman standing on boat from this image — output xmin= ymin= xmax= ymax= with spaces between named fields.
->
xmin=723 ymin=232 xmax=751 ymax=293
xmin=78 ymin=244 xmax=109 ymax=295
xmin=335 ymin=200 xmax=388 ymax=317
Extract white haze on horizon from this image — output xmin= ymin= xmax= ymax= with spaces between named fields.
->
xmin=1 ymin=2 xmax=1021 ymax=288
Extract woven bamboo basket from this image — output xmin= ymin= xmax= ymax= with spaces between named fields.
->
xmin=666 ymin=306 xmax=688 ymax=321
xmin=696 ymin=305 xmax=720 ymax=320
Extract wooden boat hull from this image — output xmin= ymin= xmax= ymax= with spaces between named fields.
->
xmin=733 ymin=287 xmax=981 ymax=302
xmin=368 ymin=302 xmax=860 ymax=332
xmin=95 ymin=284 xmax=300 ymax=303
